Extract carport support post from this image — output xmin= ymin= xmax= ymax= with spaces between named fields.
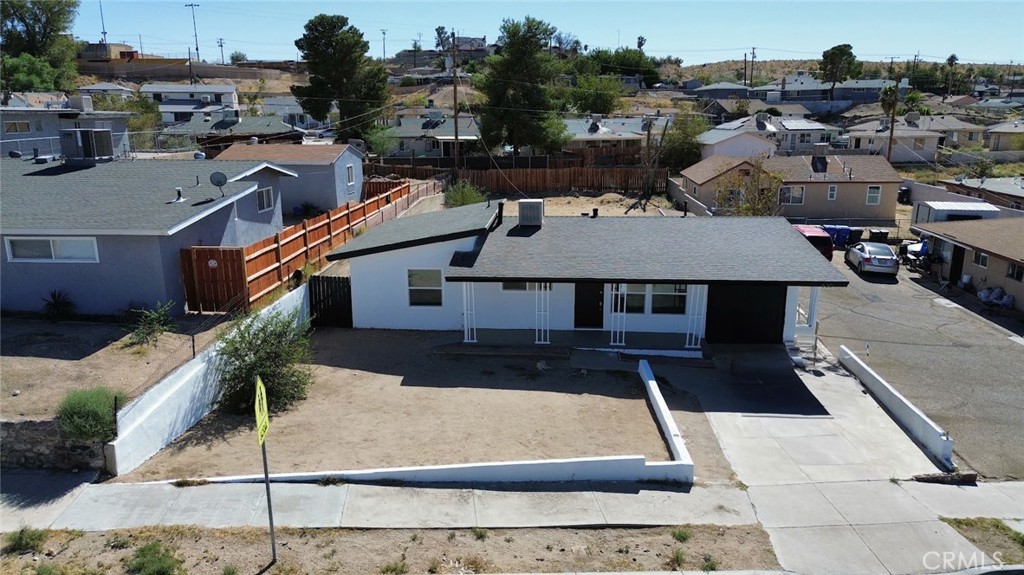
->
xmin=806 ymin=287 xmax=821 ymax=327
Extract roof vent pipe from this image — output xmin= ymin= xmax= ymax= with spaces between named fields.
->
xmin=175 ymin=187 xmax=183 ymax=200
xmin=494 ymin=200 xmax=504 ymax=229
xmin=591 ymin=208 xmax=599 ymax=218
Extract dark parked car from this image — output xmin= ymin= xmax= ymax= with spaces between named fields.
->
xmin=793 ymin=225 xmax=834 ymax=261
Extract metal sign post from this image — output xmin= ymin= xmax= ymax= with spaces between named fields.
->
xmin=255 ymin=376 xmax=276 ymax=563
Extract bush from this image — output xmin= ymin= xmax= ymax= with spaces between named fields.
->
xmin=3 ymin=526 xmax=47 ymax=554
xmin=56 ymin=387 xmax=126 ymax=441
xmin=216 ymin=308 xmax=313 ymax=413
xmin=126 ymin=542 xmax=183 ymax=575
xmin=444 ymin=181 xmax=486 ymax=207
xmin=124 ymin=300 xmax=175 ymax=348
xmin=42 ymin=289 xmax=76 ymax=320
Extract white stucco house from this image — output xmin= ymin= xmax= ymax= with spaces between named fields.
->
xmin=326 ymin=201 xmax=847 ymax=350
xmin=698 ymin=129 xmax=776 ymax=160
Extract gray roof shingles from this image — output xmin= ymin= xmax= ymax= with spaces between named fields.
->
xmin=446 ymin=215 xmax=847 ymax=285
xmin=0 ymin=159 xmax=278 ymax=234
xmin=326 ymin=202 xmax=498 ymax=259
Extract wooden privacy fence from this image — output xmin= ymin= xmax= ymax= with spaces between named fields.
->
xmin=459 ymin=167 xmax=670 ymax=196
xmin=180 ymin=179 xmax=445 ymax=313
xmin=364 ymin=162 xmax=451 ymax=181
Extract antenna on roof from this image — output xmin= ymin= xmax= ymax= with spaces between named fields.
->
xmin=210 ymin=171 xmax=228 ymax=197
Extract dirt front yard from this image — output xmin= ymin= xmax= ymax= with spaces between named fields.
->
xmin=123 ymin=330 xmax=675 ymax=482
xmin=501 ymin=192 xmax=683 ymax=218
xmin=0 ymin=318 xmax=224 ymax=420
xmin=0 ymin=524 xmax=779 ymax=574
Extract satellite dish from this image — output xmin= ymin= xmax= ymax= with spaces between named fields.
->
xmin=210 ymin=171 xmax=228 ymax=197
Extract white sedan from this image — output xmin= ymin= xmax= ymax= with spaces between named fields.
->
xmin=845 ymin=242 xmax=900 ymax=275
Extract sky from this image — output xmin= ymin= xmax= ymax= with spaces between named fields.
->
xmin=72 ymin=0 xmax=1024 ymax=68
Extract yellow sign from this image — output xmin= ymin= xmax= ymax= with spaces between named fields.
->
xmin=255 ymin=376 xmax=270 ymax=446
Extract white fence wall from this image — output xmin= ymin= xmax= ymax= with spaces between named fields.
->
xmin=838 ymin=345 xmax=955 ymax=471
xmin=105 ymin=286 xmax=310 ymax=476
xmin=638 ymin=360 xmax=694 ymax=471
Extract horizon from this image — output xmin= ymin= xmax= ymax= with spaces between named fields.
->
xmin=72 ymin=1 xmax=1024 ymax=68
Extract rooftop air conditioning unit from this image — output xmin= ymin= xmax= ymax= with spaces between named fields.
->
xmin=519 ymin=199 xmax=544 ymax=227
xmin=201 ymin=94 xmax=211 ymax=104
xmin=60 ymin=129 xmax=114 ymax=162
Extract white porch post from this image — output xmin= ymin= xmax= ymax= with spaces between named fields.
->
xmin=783 ymin=286 xmax=800 ymax=344
xmin=535 ymin=282 xmax=551 ymax=344
xmin=609 ymin=283 xmax=626 ymax=346
xmin=806 ymin=286 xmax=821 ymax=327
xmin=685 ymin=284 xmax=707 ymax=349
xmin=462 ymin=282 xmax=476 ymax=343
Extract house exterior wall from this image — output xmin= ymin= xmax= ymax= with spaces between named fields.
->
xmin=1 ymin=235 xmax=169 ymax=315
xmin=349 ymin=238 xmax=479 ymax=329
xmin=473 ymin=283 xmax=576 ymax=330
xmin=270 ymin=154 xmax=362 ymax=214
xmin=962 ymin=250 xmax=1024 ymax=313
xmin=701 ymin=135 xmax=775 ymax=159
xmin=776 ymin=129 xmax=841 ymax=153
xmin=780 ymin=181 xmax=900 ymax=220
xmin=0 ymin=112 xmax=131 ymax=157
xmin=850 ymin=135 xmax=939 ymax=163
xmin=680 ymin=164 xmax=755 ymax=209
xmin=989 ymin=131 xmax=1021 ymax=152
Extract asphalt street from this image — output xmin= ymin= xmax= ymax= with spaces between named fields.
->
xmin=817 ymin=259 xmax=1024 ymax=480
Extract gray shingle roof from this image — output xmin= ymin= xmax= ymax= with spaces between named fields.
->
xmin=325 ymin=202 xmax=498 ymax=260
xmin=162 ymin=115 xmax=299 ymax=136
xmin=695 ymin=82 xmax=749 ymax=92
xmin=913 ymin=218 xmax=1024 ymax=264
xmin=141 ymin=84 xmax=236 ymax=94
xmin=0 ymin=158 xmax=288 ymax=234
xmin=392 ymin=116 xmax=481 ymax=139
xmin=445 ymin=215 xmax=847 ymax=285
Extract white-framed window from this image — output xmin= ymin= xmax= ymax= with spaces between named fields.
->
xmin=5 ymin=237 xmax=99 ymax=263
xmin=651 ymin=284 xmax=687 ymax=315
xmin=408 ymin=269 xmax=443 ymax=306
xmin=624 ymin=283 xmax=647 ymax=313
xmin=779 ymin=186 xmax=805 ymax=205
xmin=501 ymin=282 xmax=548 ymax=291
xmin=827 ymin=185 xmax=838 ymax=201
xmin=346 ymin=164 xmax=355 ymax=185
xmin=430 ymin=139 xmax=440 ymax=150
xmin=798 ymin=133 xmax=811 ymax=143
xmin=256 ymin=187 xmax=273 ymax=212
xmin=4 ymin=121 xmax=31 ymax=133
xmin=866 ymin=186 xmax=882 ymax=205
xmin=968 ymin=132 xmax=979 ymax=141
xmin=972 ymin=251 xmax=989 ymax=268
xmin=1007 ymin=262 xmax=1024 ymax=282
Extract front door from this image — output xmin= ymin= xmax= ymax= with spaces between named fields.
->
xmin=574 ymin=283 xmax=604 ymax=329
xmin=949 ymin=245 xmax=966 ymax=284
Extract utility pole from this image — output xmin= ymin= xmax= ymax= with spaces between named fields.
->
xmin=188 ymin=46 xmax=194 ymax=84
xmin=743 ymin=53 xmax=748 ymax=86
xmin=217 ymin=38 xmax=225 ymax=64
xmin=138 ymin=34 xmax=144 ymax=57
xmin=750 ymin=47 xmax=757 ymax=85
xmin=888 ymin=57 xmax=895 ymax=78
xmin=911 ymin=51 xmax=920 ymax=85
xmin=380 ymin=29 xmax=387 ymax=61
xmin=451 ymin=30 xmax=459 ymax=176
xmin=98 ymin=0 xmax=108 ymax=44
xmin=185 ymin=3 xmax=201 ymax=63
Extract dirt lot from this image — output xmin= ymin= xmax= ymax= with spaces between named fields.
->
xmin=0 ymin=524 xmax=778 ymax=574
xmin=0 ymin=318 xmax=225 ymax=421
xmin=123 ymin=330 xmax=681 ymax=482
xmin=500 ymin=192 xmax=682 ymax=218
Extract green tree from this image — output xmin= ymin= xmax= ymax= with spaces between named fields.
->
xmin=1 ymin=0 xmax=80 ymax=91
xmin=713 ymin=155 xmax=784 ymax=216
xmin=445 ymin=181 xmax=486 ymax=207
xmin=363 ymin=124 xmax=398 ymax=156
xmin=879 ymin=82 xmax=900 ymax=163
xmin=658 ymin=113 xmax=710 ymax=171
xmin=291 ymin=14 xmax=390 ymax=140
xmin=91 ymin=92 xmax=162 ymax=150
xmin=583 ymin=47 xmax=660 ymax=87
xmin=571 ymin=74 xmax=621 ymax=114
xmin=434 ymin=26 xmax=449 ymax=51
xmin=0 ymin=53 xmax=57 ymax=93
xmin=944 ymin=53 xmax=958 ymax=98
xmin=819 ymin=44 xmax=861 ymax=101
xmin=474 ymin=16 xmax=569 ymax=155
xmin=229 ymin=50 xmax=247 ymax=64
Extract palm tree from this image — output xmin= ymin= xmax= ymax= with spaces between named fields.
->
xmin=944 ymin=53 xmax=958 ymax=100
xmin=880 ymin=83 xmax=900 ymax=162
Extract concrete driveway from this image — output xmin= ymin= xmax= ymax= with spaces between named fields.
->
xmin=817 ymin=260 xmax=1024 ymax=480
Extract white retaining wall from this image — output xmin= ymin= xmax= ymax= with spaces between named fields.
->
xmin=207 ymin=455 xmax=690 ymax=484
xmin=105 ymin=286 xmax=310 ymax=476
xmin=838 ymin=345 xmax=955 ymax=470
xmin=638 ymin=360 xmax=694 ymax=469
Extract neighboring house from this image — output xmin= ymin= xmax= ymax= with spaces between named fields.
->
xmin=214 ymin=143 xmax=364 ymax=213
xmin=973 ymin=84 xmax=1002 ymax=98
xmin=834 ymin=78 xmax=909 ymax=102
xmin=907 ymin=115 xmax=986 ymax=147
xmin=0 ymin=99 xmax=132 ymax=158
xmin=262 ymin=96 xmax=335 ymax=131
xmin=1 ymin=157 xmax=296 ymax=316
xmin=970 ymin=99 xmax=1023 ymax=112
xmin=140 ymin=83 xmax=239 ymax=124
xmin=697 ymin=129 xmax=776 ymax=160
xmin=942 ymin=177 xmax=1024 ymax=210
xmin=694 ymin=82 xmax=750 ymax=100
xmin=3 ymin=92 xmax=67 ymax=108
xmin=845 ymin=116 xmax=943 ymax=163
xmin=682 ymin=149 xmax=902 ymax=220
xmin=560 ymin=115 xmax=672 ymax=165
xmin=161 ymin=110 xmax=302 ymax=155
xmin=389 ymin=115 xmax=480 ymax=157
xmin=987 ymin=119 xmax=1024 ymax=151
xmin=911 ymin=218 xmax=1024 ymax=313
xmin=701 ymin=114 xmax=842 ymax=154
xmin=325 ymin=201 xmax=847 ymax=349
xmin=704 ymin=99 xmax=810 ymax=123
xmin=750 ymin=73 xmax=908 ymax=103
xmin=78 ymin=82 xmax=135 ymax=99
xmin=678 ymin=156 xmax=757 ymax=201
